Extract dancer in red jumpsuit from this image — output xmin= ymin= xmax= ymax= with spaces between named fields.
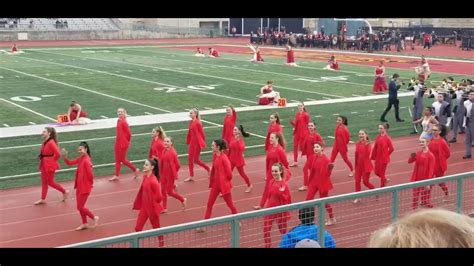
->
xmin=290 ymin=102 xmax=310 ymax=167
xmin=371 ymin=123 xmax=394 ymax=188
xmin=306 ymin=142 xmax=336 ymax=226
xmin=62 ymin=142 xmax=99 ymax=230
xmin=409 ymin=138 xmax=435 ymax=209
xmin=159 ymin=137 xmax=186 ymax=213
xmin=149 ymin=126 xmax=166 ymax=161
xmin=35 ymin=127 xmax=68 ymax=205
xmin=184 ymin=108 xmax=210 ymax=182
xmin=228 ymin=125 xmax=253 ymax=192
xmin=133 ymin=158 xmax=165 ymax=247
xmin=109 ymin=108 xmax=138 ymax=181
xmin=330 ymin=116 xmax=354 ymax=176
xmin=373 ymin=61 xmax=388 ymax=93
xmin=428 ymin=125 xmax=450 ymax=201
xmin=262 ymin=163 xmax=292 ymax=248
xmin=299 ymin=121 xmax=324 ymax=191
xmin=265 ymin=113 xmax=283 ymax=151
xmin=222 ymin=106 xmax=237 ymax=145
xmin=352 ymin=130 xmax=376 ymax=203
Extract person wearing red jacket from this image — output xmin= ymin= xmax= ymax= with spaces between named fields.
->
xmin=353 ymin=130 xmax=376 ymax=203
xmin=306 ymin=142 xmax=336 ymax=226
xmin=35 ymin=127 xmax=69 ymax=205
xmin=290 ymin=102 xmax=310 ymax=167
xmin=265 ymin=113 xmax=283 ymax=151
xmin=109 ymin=108 xmax=138 ymax=181
xmin=371 ymin=123 xmax=394 ymax=188
xmin=222 ymin=106 xmax=237 ymax=145
xmin=299 ymin=121 xmax=325 ymax=191
xmin=428 ymin=125 xmax=450 ymax=201
xmin=61 ymin=142 xmax=99 ymax=231
xmin=409 ymin=138 xmax=436 ymax=209
xmin=228 ymin=125 xmax=253 ymax=192
xmin=199 ymin=139 xmax=238 ymax=225
xmin=148 ymin=126 xmax=166 ymax=161
xmin=255 ymin=132 xmax=291 ymax=210
xmin=133 ymin=158 xmax=164 ymax=247
xmin=330 ymin=116 xmax=354 ymax=176
xmin=262 ymin=163 xmax=292 ymax=248
xmin=159 ymin=137 xmax=186 ymax=213
xmin=184 ymin=108 xmax=210 ymax=182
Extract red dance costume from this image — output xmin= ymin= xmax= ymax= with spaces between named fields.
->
xmin=64 ymin=154 xmax=96 ymax=225
xmin=256 ymin=51 xmax=264 ymax=61
xmin=330 ymin=124 xmax=354 ymax=172
xmin=114 ymin=117 xmax=137 ymax=176
xmin=263 ymin=178 xmax=291 ymax=248
xmin=290 ymin=111 xmax=310 ymax=163
xmin=228 ymin=137 xmax=251 ymax=186
xmin=222 ymin=109 xmax=237 ymax=144
xmin=204 ymin=153 xmax=238 ymax=219
xmin=210 ymin=49 xmax=219 ymax=57
xmin=69 ymin=109 xmax=88 ymax=121
xmin=39 ymin=139 xmax=66 ymax=200
xmin=306 ymin=153 xmax=334 ymax=219
xmin=428 ymin=138 xmax=450 ymax=196
xmin=258 ymin=85 xmax=275 ymax=105
xmin=133 ymin=173 xmax=164 ymax=247
xmin=373 ymin=67 xmax=387 ymax=93
xmin=370 ymin=134 xmax=394 ymax=187
xmin=329 ymin=59 xmax=339 ymax=70
xmin=186 ymin=118 xmax=210 ymax=177
xmin=286 ymin=48 xmax=295 ymax=64
xmin=148 ymin=137 xmax=165 ymax=161
xmin=354 ymin=141 xmax=375 ymax=192
xmin=301 ymin=131 xmax=324 ymax=186
xmin=264 ymin=122 xmax=282 ymax=150
xmin=409 ymin=151 xmax=435 ymax=209
xmin=11 ymin=45 xmax=17 ymax=52
xmin=159 ymin=147 xmax=185 ymax=209
xmin=259 ymin=145 xmax=291 ymax=207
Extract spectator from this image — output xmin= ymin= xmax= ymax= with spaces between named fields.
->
xmin=231 ymin=26 xmax=236 ymax=37
xmin=369 ymin=209 xmax=474 ymax=247
xmin=279 ymin=206 xmax=336 ymax=248
xmin=295 ymin=239 xmax=321 ymax=248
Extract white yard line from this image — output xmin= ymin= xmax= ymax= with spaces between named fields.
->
xmin=32 ymin=50 xmax=343 ymax=99
xmin=0 ymin=66 xmax=173 ymax=113
xmin=0 ymin=98 xmax=56 ymax=122
xmin=14 ymin=54 xmax=255 ymax=104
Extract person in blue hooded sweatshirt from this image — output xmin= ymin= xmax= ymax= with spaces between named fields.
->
xmin=279 ymin=206 xmax=336 ymax=248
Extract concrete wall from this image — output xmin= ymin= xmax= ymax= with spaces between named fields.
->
xmin=0 ymin=30 xmax=207 ymax=42
xmin=369 ymin=18 xmax=474 ymax=28
xmin=118 ymin=18 xmax=229 ymax=28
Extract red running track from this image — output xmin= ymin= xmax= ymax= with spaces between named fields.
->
xmin=0 ymin=134 xmax=473 ymax=247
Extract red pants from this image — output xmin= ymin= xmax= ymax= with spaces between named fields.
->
xmin=302 ymin=155 xmax=313 ymax=186
xmin=231 ymin=164 xmax=251 ymax=186
xmin=161 ymin=179 xmax=185 ymax=209
xmin=374 ymin=162 xmax=388 ymax=187
xmin=76 ymin=191 xmax=95 ymax=224
xmin=263 ymin=212 xmax=289 ymax=248
xmin=259 ymin=178 xmax=272 ymax=207
xmin=330 ymin=147 xmax=353 ymax=172
xmin=135 ymin=209 xmax=164 ymax=247
xmin=114 ymin=144 xmax=137 ymax=176
xmin=40 ymin=170 xmax=66 ymax=200
xmin=293 ymin=136 xmax=303 ymax=162
xmin=305 ymin=189 xmax=334 ymax=219
xmin=412 ymin=186 xmax=433 ymax=209
xmin=434 ymin=171 xmax=449 ymax=196
xmin=204 ymin=186 xmax=237 ymax=219
xmin=355 ymin=169 xmax=375 ymax=192
xmin=188 ymin=144 xmax=210 ymax=177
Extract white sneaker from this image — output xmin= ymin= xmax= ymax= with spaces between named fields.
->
xmin=108 ymin=176 xmax=119 ymax=181
xmin=34 ymin=199 xmax=46 ymax=205
xmin=75 ymin=224 xmax=88 ymax=231
xmin=325 ymin=218 xmax=336 ymax=226
xmin=298 ymin=185 xmax=308 ymax=191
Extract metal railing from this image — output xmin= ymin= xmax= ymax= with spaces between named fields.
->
xmin=61 ymin=171 xmax=473 ymax=248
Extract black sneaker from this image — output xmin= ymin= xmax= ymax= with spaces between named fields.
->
xmin=396 ymin=119 xmax=405 ymax=122
xmin=462 ymin=155 xmax=472 ymax=159
xmin=380 ymin=119 xmax=388 ymax=122
xmin=448 ymin=139 xmax=457 ymax=143
xmin=410 ymin=131 xmax=418 ymax=135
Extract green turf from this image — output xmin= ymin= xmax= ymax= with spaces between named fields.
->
xmin=0 ymin=44 xmax=469 ymax=190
